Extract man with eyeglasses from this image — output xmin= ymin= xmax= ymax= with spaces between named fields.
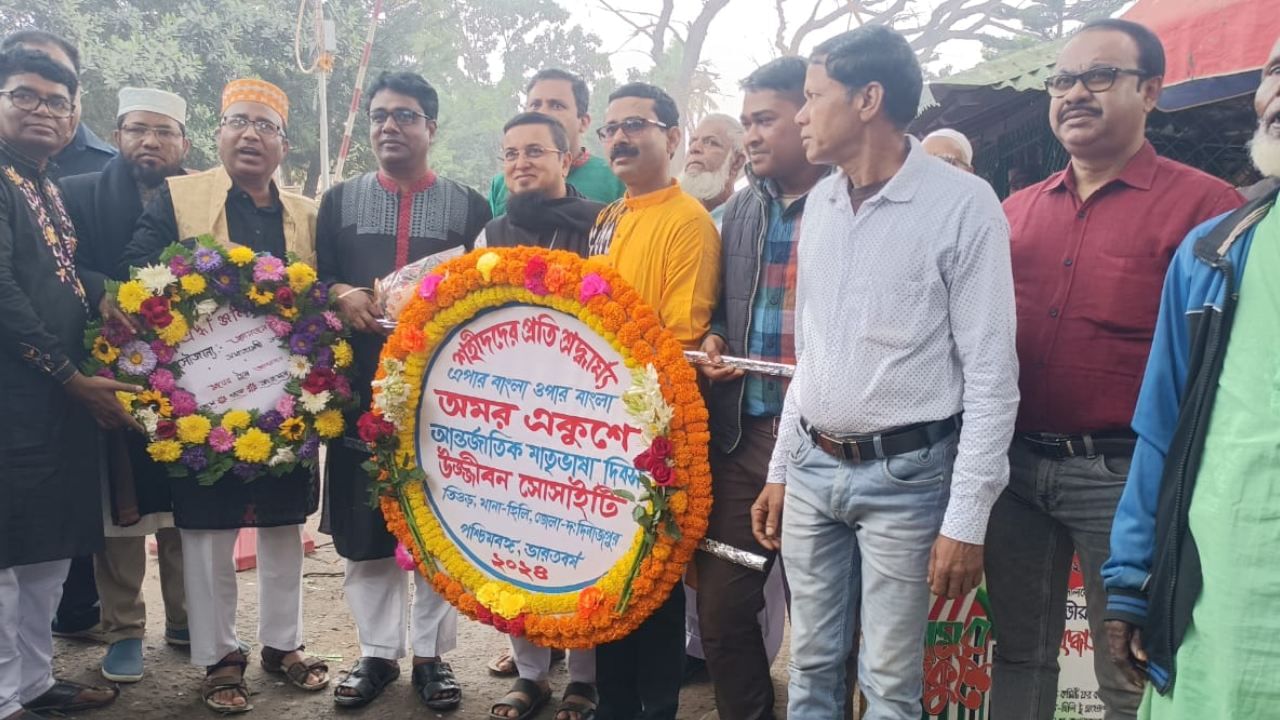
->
xmin=989 ymin=19 xmax=1242 ymax=720
xmin=0 ymin=46 xmax=134 ymax=720
xmin=316 ymin=70 xmax=489 ymax=713
xmin=487 ymin=68 xmax=624 ymax=217
xmin=57 ymin=86 xmax=191 ymax=685
xmin=121 ymin=78 xmax=332 ymax=714
xmin=587 ymin=82 xmax=719 ymax=720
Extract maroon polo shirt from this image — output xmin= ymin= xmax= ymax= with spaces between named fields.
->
xmin=1004 ymin=141 xmax=1242 ymax=434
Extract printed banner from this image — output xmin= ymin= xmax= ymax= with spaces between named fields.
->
xmin=177 ymin=304 xmax=291 ymax=415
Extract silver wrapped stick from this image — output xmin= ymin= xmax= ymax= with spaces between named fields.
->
xmin=697 ymin=538 xmax=769 ymax=572
xmin=683 ymin=351 xmax=795 ymax=378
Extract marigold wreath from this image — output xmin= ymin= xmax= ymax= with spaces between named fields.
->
xmin=359 ymin=246 xmax=712 ymax=648
xmin=82 ymin=238 xmax=354 ymax=483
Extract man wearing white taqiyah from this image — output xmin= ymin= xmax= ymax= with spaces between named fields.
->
xmin=922 ymin=128 xmax=975 ymax=173
xmin=60 ymin=86 xmax=194 ymax=685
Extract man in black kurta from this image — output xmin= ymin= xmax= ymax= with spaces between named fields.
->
xmin=61 ymin=86 xmax=192 ymax=684
xmin=316 ymin=71 xmax=488 ymax=712
xmin=0 ymin=47 xmax=131 ymax=720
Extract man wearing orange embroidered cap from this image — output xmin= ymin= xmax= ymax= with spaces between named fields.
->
xmin=119 ymin=78 xmax=329 ymax=714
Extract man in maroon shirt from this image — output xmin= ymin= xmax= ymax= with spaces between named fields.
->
xmin=987 ymin=19 xmax=1242 ymax=720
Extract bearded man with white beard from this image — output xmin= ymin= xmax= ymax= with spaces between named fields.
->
xmin=1102 ymin=34 xmax=1280 ymax=719
xmin=679 ymin=113 xmax=746 ymax=226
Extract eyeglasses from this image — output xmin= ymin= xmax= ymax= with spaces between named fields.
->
xmin=499 ymin=145 xmax=563 ymax=164
xmin=0 ymin=89 xmax=74 ymax=118
xmin=369 ymin=108 xmax=432 ymax=127
xmin=1043 ymin=67 xmax=1148 ymax=98
xmin=220 ymin=115 xmax=285 ymax=138
xmin=120 ymin=123 xmax=183 ymax=141
xmin=596 ymin=117 xmax=669 ymax=141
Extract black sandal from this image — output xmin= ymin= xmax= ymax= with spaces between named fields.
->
xmin=489 ymin=677 xmax=550 ymax=720
xmin=261 ymin=645 xmax=329 ymax=691
xmin=333 ymin=657 xmax=399 ymax=709
xmin=554 ymin=681 xmax=597 ymax=720
xmin=23 ymin=679 xmax=119 ymax=714
xmin=412 ymin=659 xmax=462 ymax=711
xmin=202 ymin=652 xmax=251 ymax=714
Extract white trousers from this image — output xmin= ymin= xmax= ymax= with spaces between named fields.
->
xmin=0 ymin=559 xmax=70 ymax=717
xmin=343 ymin=557 xmax=457 ymax=660
xmin=181 ymin=526 xmax=305 ymax=667
xmin=512 ymin=637 xmax=595 ymax=684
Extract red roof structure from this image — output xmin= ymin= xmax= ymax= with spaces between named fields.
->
xmin=1123 ymin=0 xmax=1280 ymax=110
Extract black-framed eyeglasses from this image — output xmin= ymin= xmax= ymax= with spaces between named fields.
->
xmin=596 ymin=117 xmax=669 ymax=141
xmin=0 ymin=88 xmax=74 ymax=118
xmin=369 ymin=108 xmax=432 ymax=127
xmin=220 ymin=115 xmax=285 ymax=138
xmin=1043 ymin=67 xmax=1148 ymax=98
xmin=120 ymin=123 xmax=184 ymax=141
xmin=499 ymin=145 xmax=563 ymax=164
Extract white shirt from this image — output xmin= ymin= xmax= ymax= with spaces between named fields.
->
xmin=767 ymin=137 xmax=1019 ymax=544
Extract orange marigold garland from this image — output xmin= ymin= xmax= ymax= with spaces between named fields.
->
xmin=357 ymin=247 xmax=711 ymax=648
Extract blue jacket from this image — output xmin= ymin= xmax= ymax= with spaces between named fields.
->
xmin=1102 ymin=185 xmax=1278 ymax=693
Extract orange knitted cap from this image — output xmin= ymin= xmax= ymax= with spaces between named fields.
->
xmin=221 ymin=78 xmax=289 ymax=125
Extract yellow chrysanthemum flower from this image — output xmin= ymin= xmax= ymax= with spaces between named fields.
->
xmin=180 ymin=273 xmax=207 ymax=295
xmin=279 ymin=306 xmax=299 ymax=319
xmin=495 ymin=591 xmax=527 ymax=620
xmin=476 ymin=251 xmax=500 ymax=282
xmin=116 ymin=280 xmax=150 ymax=313
xmin=247 ymin=286 xmax=274 ymax=306
xmin=286 ymin=262 xmax=317 ymax=293
xmin=221 ymin=410 xmax=251 ymax=431
xmin=157 ymin=313 xmax=190 ymax=346
xmin=279 ymin=417 xmax=306 ymax=441
xmin=228 ymin=246 xmax=255 ymax=266
xmin=176 ymin=415 xmax=212 ymax=445
xmin=116 ymin=391 xmax=137 ymax=411
xmin=476 ymin=582 xmax=501 ymax=608
xmin=92 ymin=337 xmax=119 ymax=364
xmin=147 ymin=439 xmax=182 ymax=463
xmin=333 ymin=340 xmax=353 ymax=369
xmin=314 ymin=409 xmax=344 ymax=439
xmin=233 ymin=428 xmax=272 ymax=463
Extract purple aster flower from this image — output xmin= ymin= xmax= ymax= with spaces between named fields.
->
xmin=300 ymin=434 xmax=320 ymax=460
xmin=312 ymin=346 xmax=334 ymax=369
xmin=288 ymin=333 xmax=315 ymax=355
xmin=193 ymin=247 xmax=224 ymax=273
xmin=180 ymin=446 xmax=208 ymax=472
xmin=232 ymin=462 xmax=259 ymax=480
xmin=256 ymin=410 xmax=284 ymax=432
xmin=151 ymin=340 xmax=175 ymax=364
xmin=117 ymin=340 xmax=158 ymax=377
xmin=169 ymin=254 xmax=192 ymax=277
xmin=308 ymin=282 xmax=330 ymax=306
xmin=211 ymin=267 xmax=241 ymax=296
xmin=103 ymin=319 xmax=134 ymax=346
xmin=295 ymin=315 xmax=328 ymax=340
xmin=253 ymin=256 xmax=286 ymax=283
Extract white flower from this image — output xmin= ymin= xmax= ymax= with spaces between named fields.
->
xmin=137 ymin=407 xmax=160 ymax=435
xmin=287 ymin=355 xmax=312 ymax=379
xmin=299 ymin=389 xmax=331 ymax=414
xmin=269 ymin=446 xmax=297 ymax=467
xmin=136 ymin=264 xmax=178 ymax=295
xmin=195 ymin=299 xmax=219 ymax=317
xmin=625 ymin=364 xmax=674 ymax=440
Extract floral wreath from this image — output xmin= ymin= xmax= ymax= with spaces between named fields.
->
xmin=82 ymin=237 xmax=354 ymax=484
xmin=359 ymin=246 xmax=712 ymax=648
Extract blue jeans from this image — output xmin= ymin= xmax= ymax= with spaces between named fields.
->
xmin=782 ymin=422 xmax=957 ymax=720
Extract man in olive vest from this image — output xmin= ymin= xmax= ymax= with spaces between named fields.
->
xmin=120 ymin=78 xmax=328 ymax=714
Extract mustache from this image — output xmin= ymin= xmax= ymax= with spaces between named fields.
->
xmin=1058 ymin=103 xmax=1101 ymax=122
xmin=610 ymin=144 xmax=640 ymax=161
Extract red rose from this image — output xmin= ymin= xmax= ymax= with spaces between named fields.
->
xmin=357 ymin=412 xmax=395 ymax=444
xmin=649 ymin=436 xmax=673 ymax=460
xmin=633 ymin=449 xmax=656 ymax=473
xmin=274 ymin=287 xmax=295 ymax=308
xmin=139 ymin=297 xmax=173 ymax=328
xmin=650 ymin=461 xmax=674 ymax=486
xmin=302 ymin=367 xmax=337 ymax=394
xmin=155 ymin=420 xmax=177 ymax=440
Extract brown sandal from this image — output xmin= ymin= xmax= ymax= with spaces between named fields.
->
xmin=203 ymin=652 xmax=252 ymax=714
xmin=261 ymin=645 xmax=329 ymax=691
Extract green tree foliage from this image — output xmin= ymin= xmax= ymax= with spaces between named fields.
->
xmin=0 ymin=0 xmax=610 ymax=194
xmin=980 ymin=0 xmax=1128 ymax=60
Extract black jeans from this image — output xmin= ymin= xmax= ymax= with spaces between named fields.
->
xmin=595 ymin=585 xmax=685 ymax=720
xmin=52 ymin=555 xmax=99 ymax=633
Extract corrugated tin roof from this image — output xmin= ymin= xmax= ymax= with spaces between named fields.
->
xmin=932 ymin=38 xmax=1066 ymax=92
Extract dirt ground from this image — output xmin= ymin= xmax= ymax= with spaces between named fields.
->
xmin=50 ymin=517 xmax=792 ymax=720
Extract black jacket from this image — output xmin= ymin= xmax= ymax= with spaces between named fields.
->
xmin=481 ymin=184 xmax=603 ymax=257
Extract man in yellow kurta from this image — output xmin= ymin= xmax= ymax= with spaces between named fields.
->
xmin=586 ymin=81 xmax=719 ymax=720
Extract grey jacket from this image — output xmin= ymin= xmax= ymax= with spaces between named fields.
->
xmin=707 ymin=170 xmax=822 ymax=454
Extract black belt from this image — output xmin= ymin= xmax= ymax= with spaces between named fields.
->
xmin=1017 ymin=431 xmax=1136 ymax=460
xmin=801 ymin=414 xmax=961 ymax=463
